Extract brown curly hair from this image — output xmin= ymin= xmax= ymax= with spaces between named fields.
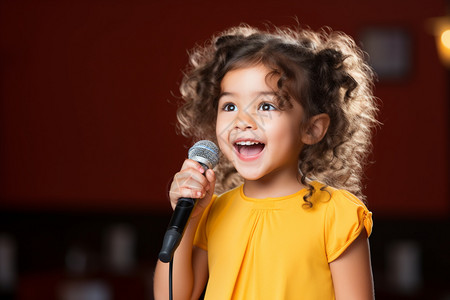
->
xmin=176 ymin=24 xmax=378 ymax=206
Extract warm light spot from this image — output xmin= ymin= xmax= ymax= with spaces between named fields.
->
xmin=440 ymin=29 xmax=450 ymax=49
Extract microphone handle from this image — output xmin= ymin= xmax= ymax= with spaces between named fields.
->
xmin=158 ymin=197 xmax=197 ymax=263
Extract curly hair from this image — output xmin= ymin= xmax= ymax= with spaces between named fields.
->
xmin=176 ymin=24 xmax=378 ymax=206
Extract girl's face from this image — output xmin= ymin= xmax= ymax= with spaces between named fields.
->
xmin=216 ymin=64 xmax=305 ymax=182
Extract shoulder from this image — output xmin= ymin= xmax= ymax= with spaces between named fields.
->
xmin=217 ymin=184 xmax=242 ymax=199
xmin=309 ymin=181 xmax=368 ymax=212
xmin=211 ymin=185 xmax=242 ymax=207
xmin=312 ymin=182 xmax=373 ymax=262
xmin=201 ymin=185 xmax=243 ymax=222
xmin=327 ymin=187 xmax=371 ymax=222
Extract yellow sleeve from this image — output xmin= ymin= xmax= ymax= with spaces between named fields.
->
xmin=324 ymin=189 xmax=373 ymax=263
xmin=193 ymin=194 xmax=217 ymax=251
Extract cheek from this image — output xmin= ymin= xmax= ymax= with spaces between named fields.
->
xmin=266 ymin=116 xmax=292 ymax=135
xmin=215 ymin=115 xmax=227 ymax=140
xmin=215 ymin=116 xmax=232 ymax=155
xmin=267 ymin=117 xmax=302 ymax=147
xmin=215 ymin=113 xmax=236 ymax=138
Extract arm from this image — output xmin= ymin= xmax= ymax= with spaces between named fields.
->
xmin=153 ymin=159 xmax=214 ymax=300
xmin=329 ymin=230 xmax=375 ymax=300
xmin=153 ymin=219 xmax=209 ymax=300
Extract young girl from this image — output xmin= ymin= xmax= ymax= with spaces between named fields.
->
xmin=154 ymin=24 xmax=378 ymax=300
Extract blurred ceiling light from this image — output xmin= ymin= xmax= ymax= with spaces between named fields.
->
xmin=428 ymin=16 xmax=450 ymax=68
xmin=441 ymin=29 xmax=450 ymax=48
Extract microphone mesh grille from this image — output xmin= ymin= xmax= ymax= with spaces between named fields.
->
xmin=188 ymin=140 xmax=220 ymax=169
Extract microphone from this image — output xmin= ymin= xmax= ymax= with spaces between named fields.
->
xmin=158 ymin=140 xmax=219 ymax=263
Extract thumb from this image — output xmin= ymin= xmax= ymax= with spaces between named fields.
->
xmin=205 ymin=169 xmax=216 ymax=197
xmin=197 ymin=169 xmax=216 ymax=210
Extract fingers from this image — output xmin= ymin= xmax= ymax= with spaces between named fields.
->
xmin=169 ymin=159 xmax=215 ymax=208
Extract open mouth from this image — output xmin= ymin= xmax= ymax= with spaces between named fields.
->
xmin=234 ymin=140 xmax=265 ymax=157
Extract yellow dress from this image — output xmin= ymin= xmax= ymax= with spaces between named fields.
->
xmin=194 ymin=181 xmax=373 ymax=300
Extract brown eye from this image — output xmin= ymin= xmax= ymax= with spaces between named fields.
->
xmin=223 ymin=103 xmax=237 ymax=111
xmin=259 ymin=103 xmax=276 ymax=111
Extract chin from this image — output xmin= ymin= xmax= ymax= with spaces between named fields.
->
xmin=234 ymin=167 xmax=266 ymax=181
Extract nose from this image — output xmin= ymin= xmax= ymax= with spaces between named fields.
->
xmin=235 ymin=110 xmax=257 ymax=130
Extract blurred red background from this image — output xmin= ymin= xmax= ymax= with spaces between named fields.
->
xmin=0 ymin=0 xmax=448 ymax=216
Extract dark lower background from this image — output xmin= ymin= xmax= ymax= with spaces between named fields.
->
xmin=0 ymin=211 xmax=449 ymax=300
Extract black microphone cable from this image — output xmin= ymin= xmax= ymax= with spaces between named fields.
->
xmin=169 ymin=257 xmax=174 ymax=300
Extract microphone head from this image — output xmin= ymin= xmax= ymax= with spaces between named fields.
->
xmin=188 ymin=140 xmax=220 ymax=170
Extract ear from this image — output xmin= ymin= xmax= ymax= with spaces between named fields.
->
xmin=301 ymin=113 xmax=330 ymax=145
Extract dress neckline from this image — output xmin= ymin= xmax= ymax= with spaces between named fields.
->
xmin=239 ymin=183 xmax=313 ymax=203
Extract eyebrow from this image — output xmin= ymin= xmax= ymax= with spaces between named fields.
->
xmin=218 ymin=91 xmax=277 ymax=99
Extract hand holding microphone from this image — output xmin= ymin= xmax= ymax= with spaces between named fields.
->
xmin=159 ymin=140 xmax=219 ymax=263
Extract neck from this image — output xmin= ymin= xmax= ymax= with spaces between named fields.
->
xmin=243 ymin=166 xmax=305 ymax=199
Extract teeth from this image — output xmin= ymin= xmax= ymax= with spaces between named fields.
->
xmin=235 ymin=141 xmax=261 ymax=146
